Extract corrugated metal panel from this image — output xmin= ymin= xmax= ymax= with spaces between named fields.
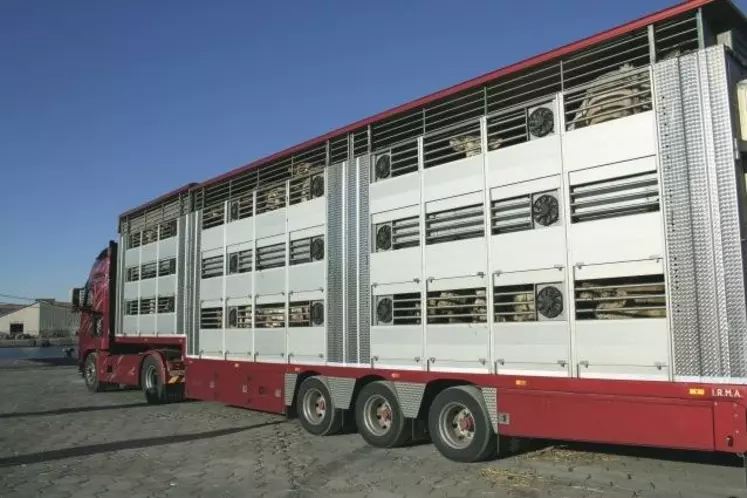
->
xmin=326 ymin=161 xmax=344 ymax=363
xmin=346 ymin=156 xmax=359 ymax=363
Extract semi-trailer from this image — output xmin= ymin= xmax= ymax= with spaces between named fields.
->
xmin=71 ymin=0 xmax=747 ymax=471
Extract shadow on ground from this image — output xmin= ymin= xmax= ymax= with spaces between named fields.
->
xmin=0 ymin=402 xmax=150 ymax=420
xmin=507 ymin=437 xmax=743 ymax=468
xmin=0 ymin=358 xmax=77 ymax=370
xmin=0 ymin=419 xmax=286 ymax=467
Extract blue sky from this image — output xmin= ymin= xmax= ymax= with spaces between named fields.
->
xmin=1 ymin=0 xmax=745 ymax=303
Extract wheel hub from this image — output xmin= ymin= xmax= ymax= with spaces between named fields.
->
xmin=363 ymin=394 xmax=394 ymax=436
xmin=376 ymin=403 xmax=392 ymax=429
xmin=456 ymin=410 xmax=474 ymax=433
xmin=302 ymin=388 xmax=328 ymax=426
xmin=438 ymin=402 xmax=476 ymax=449
xmin=315 ymin=396 xmax=326 ymax=417
xmin=85 ymin=359 xmax=96 ymax=384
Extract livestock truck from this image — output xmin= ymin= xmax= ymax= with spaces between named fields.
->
xmin=70 ymin=0 xmax=747 ymax=471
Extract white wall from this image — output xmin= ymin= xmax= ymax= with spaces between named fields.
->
xmin=0 ymin=302 xmax=79 ymax=337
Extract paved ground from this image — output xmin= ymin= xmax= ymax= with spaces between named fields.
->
xmin=0 ymin=359 xmax=746 ymax=498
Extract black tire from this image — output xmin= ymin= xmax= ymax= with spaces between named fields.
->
xmin=141 ymin=355 xmax=166 ymax=405
xmin=428 ymin=385 xmax=496 ymax=463
xmin=296 ymin=377 xmax=343 ymax=436
xmin=83 ymin=352 xmax=105 ymax=393
xmin=355 ymin=381 xmax=412 ymax=448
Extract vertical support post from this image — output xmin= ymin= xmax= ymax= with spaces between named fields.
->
xmin=696 ymin=7 xmax=706 ymax=50
xmin=251 ymin=191 xmax=257 ymax=360
xmin=648 ymin=24 xmax=657 ymax=64
xmin=418 ymin=136 xmax=427 ymax=371
xmin=480 ymin=115 xmax=494 ymax=373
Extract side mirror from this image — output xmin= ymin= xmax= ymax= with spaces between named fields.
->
xmin=70 ymin=287 xmax=86 ymax=311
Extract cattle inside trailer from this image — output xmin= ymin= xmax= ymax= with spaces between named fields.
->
xmin=71 ymin=0 xmax=747 ymax=474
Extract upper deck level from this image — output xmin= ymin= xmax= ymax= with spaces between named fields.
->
xmin=118 ymin=0 xmax=747 ymax=234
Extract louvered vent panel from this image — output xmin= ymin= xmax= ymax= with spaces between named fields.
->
xmin=256 ymin=243 xmax=286 ymax=270
xmin=570 ymin=171 xmax=660 ymax=223
xmin=426 ymin=204 xmax=485 ymax=244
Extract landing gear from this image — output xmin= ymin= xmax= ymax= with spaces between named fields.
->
xmin=296 ymin=377 xmax=343 ymax=436
xmin=355 ymin=381 xmax=412 ymax=448
xmin=428 ymin=385 xmax=496 ymax=462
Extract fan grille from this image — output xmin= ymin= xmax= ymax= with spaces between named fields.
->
xmin=376 ymin=225 xmax=392 ymax=251
xmin=532 ymin=194 xmax=559 ymax=226
xmin=311 ymin=302 xmax=324 ymax=325
xmin=527 ymin=107 xmax=554 ymax=138
xmin=376 ymin=298 xmax=393 ymax=324
xmin=375 ymin=154 xmax=391 ymax=180
xmin=537 ymin=286 xmax=563 ymax=319
xmin=310 ymin=237 xmax=325 ymax=261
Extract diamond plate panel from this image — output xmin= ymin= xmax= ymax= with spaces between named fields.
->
xmin=358 ymin=155 xmax=371 ymax=364
xmin=480 ymin=386 xmax=498 ymax=432
xmin=654 ymin=58 xmax=700 ymax=375
xmin=284 ymin=373 xmax=297 ymax=406
xmin=393 ymin=381 xmax=425 ymax=418
xmin=346 ymin=157 xmax=359 ymax=363
xmin=655 ymin=55 xmax=710 ymax=376
xmin=707 ymin=49 xmax=747 ymax=377
xmin=327 ymin=162 xmax=344 ymax=363
xmin=655 ymin=46 xmax=747 ymax=380
xmin=682 ymin=52 xmax=722 ymax=376
xmin=327 ymin=376 xmax=355 ymax=410
xmin=695 ymin=49 xmax=729 ymax=376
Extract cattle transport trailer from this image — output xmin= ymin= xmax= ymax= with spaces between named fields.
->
xmin=71 ymin=0 xmax=747 ymax=469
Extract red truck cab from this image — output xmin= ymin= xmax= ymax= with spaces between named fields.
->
xmin=71 ymin=241 xmax=185 ymax=400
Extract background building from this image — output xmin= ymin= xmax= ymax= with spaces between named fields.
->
xmin=0 ymin=299 xmax=79 ymax=338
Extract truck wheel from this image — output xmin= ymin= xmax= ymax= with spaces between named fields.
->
xmin=428 ymin=385 xmax=496 ymax=463
xmin=296 ymin=377 xmax=343 ymax=436
xmin=83 ymin=352 xmax=105 ymax=393
xmin=355 ymin=381 xmax=412 ymax=448
xmin=141 ymin=355 xmax=166 ymax=405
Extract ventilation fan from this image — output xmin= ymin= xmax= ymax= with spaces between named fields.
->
xmin=376 ymin=297 xmax=393 ymax=324
xmin=376 ymin=224 xmax=392 ymax=251
xmin=229 ymin=200 xmax=240 ymax=221
xmin=310 ymin=175 xmax=324 ymax=198
xmin=310 ymin=237 xmax=325 ymax=261
xmin=228 ymin=253 xmax=239 ymax=274
xmin=227 ymin=308 xmax=238 ymax=328
xmin=527 ymin=104 xmax=555 ymax=140
xmin=310 ymin=302 xmax=324 ymax=326
xmin=374 ymin=153 xmax=391 ymax=180
xmin=536 ymin=285 xmax=564 ymax=320
xmin=532 ymin=194 xmax=560 ymax=227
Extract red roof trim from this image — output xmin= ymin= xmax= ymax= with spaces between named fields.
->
xmin=120 ymin=183 xmax=196 ymax=219
xmin=124 ymin=0 xmax=714 ymax=215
